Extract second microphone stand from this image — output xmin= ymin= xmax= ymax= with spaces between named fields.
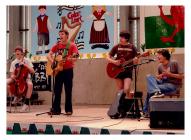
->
xmin=124 ymin=60 xmax=154 ymax=119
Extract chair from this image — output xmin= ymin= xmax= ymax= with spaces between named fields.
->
xmin=8 ymin=96 xmax=30 ymax=113
xmin=134 ymin=91 xmax=144 ymax=111
xmin=8 ymin=96 xmax=22 ymax=113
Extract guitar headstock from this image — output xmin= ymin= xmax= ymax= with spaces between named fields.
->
xmin=23 ymin=48 xmax=29 ymax=57
xmin=72 ymin=53 xmax=79 ymax=58
xmin=140 ymin=50 xmax=151 ymax=57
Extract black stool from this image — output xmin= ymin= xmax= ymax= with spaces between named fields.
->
xmin=134 ymin=91 xmax=144 ymax=111
xmin=118 ymin=91 xmax=143 ymax=118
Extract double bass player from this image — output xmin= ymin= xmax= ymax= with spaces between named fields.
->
xmin=7 ymin=46 xmax=34 ymax=112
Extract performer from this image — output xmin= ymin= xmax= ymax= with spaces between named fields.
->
xmin=33 ymin=5 xmax=52 ymax=55
xmin=106 ymin=31 xmax=138 ymax=98
xmin=47 ymin=29 xmax=79 ymax=115
xmin=142 ymin=49 xmax=184 ymax=118
xmin=7 ymin=46 xmax=34 ymax=112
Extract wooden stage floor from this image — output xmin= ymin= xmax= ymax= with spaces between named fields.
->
xmin=7 ymin=105 xmax=184 ymax=134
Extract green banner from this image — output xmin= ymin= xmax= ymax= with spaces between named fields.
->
xmin=145 ymin=16 xmax=184 ymax=49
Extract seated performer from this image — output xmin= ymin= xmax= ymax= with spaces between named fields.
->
xmin=7 ymin=46 xmax=34 ymax=112
xmin=142 ymin=49 xmax=184 ymax=118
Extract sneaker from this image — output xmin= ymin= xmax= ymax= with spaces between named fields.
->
xmin=140 ymin=112 xmax=149 ymax=119
xmin=20 ymin=104 xmax=29 ymax=113
xmin=151 ymin=91 xmax=164 ymax=98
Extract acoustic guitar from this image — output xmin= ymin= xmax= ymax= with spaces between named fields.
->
xmin=106 ymin=51 xmax=150 ymax=78
xmin=46 ymin=53 xmax=79 ymax=76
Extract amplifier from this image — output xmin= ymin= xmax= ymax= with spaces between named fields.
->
xmin=149 ymin=98 xmax=184 ymax=129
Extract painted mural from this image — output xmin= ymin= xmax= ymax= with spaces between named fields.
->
xmin=145 ymin=6 xmax=184 ymax=49
xmin=31 ymin=5 xmax=115 ymax=61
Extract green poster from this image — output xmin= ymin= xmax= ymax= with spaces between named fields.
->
xmin=145 ymin=16 xmax=184 ymax=49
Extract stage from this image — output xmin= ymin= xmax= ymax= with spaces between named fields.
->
xmin=7 ymin=105 xmax=184 ymax=134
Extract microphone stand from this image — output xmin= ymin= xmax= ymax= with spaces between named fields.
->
xmin=35 ymin=70 xmax=56 ymax=117
xmin=124 ymin=60 xmax=154 ymax=119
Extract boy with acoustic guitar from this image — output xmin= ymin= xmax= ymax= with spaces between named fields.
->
xmin=47 ymin=29 xmax=79 ymax=115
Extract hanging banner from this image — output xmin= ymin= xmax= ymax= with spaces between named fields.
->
xmin=31 ymin=5 xmax=115 ymax=61
xmin=145 ymin=6 xmax=184 ymax=49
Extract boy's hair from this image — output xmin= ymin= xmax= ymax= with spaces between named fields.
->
xmin=120 ymin=31 xmax=131 ymax=41
xmin=38 ymin=5 xmax=46 ymax=10
xmin=157 ymin=49 xmax=171 ymax=60
xmin=59 ymin=29 xmax=69 ymax=36
xmin=15 ymin=46 xmax=23 ymax=53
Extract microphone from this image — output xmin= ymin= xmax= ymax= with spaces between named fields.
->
xmin=142 ymin=58 xmax=156 ymax=62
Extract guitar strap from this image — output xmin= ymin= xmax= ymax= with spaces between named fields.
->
xmin=62 ymin=41 xmax=70 ymax=59
xmin=51 ymin=41 xmax=70 ymax=69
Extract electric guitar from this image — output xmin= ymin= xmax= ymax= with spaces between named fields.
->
xmin=106 ymin=51 xmax=150 ymax=78
xmin=46 ymin=53 xmax=79 ymax=76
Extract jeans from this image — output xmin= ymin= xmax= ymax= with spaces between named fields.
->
xmin=143 ymin=74 xmax=178 ymax=113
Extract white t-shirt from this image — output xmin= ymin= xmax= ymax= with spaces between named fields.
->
xmin=9 ymin=57 xmax=33 ymax=79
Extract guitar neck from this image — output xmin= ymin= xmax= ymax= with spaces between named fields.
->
xmin=121 ymin=59 xmax=133 ymax=67
xmin=55 ymin=53 xmax=79 ymax=62
xmin=121 ymin=54 xmax=143 ymax=67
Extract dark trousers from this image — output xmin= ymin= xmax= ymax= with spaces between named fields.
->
xmin=52 ymin=68 xmax=73 ymax=113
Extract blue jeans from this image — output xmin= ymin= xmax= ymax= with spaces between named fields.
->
xmin=143 ymin=74 xmax=178 ymax=113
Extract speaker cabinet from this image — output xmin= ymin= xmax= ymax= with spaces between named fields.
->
xmin=149 ymin=98 xmax=184 ymax=129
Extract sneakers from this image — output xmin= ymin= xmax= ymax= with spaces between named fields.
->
xmin=20 ymin=104 xmax=29 ymax=113
xmin=151 ymin=91 xmax=164 ymax=98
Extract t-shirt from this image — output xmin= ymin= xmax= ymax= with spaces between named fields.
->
xmin=51 ymin=41 xmax=79 ymax=70
xmin=109 ymin=43 xmax=138 ymax=70
xmin=10 ymin=57 xmax=33 ymax=79
xmin=158 ymin=60 xmax=184 ymax=86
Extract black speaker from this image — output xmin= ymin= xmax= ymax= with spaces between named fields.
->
xmin=149 ymin=98 xmax=184 ymax=129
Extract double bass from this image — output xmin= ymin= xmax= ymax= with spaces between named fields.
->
xmin=9 ymin=49 xmax=29 ymax=97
